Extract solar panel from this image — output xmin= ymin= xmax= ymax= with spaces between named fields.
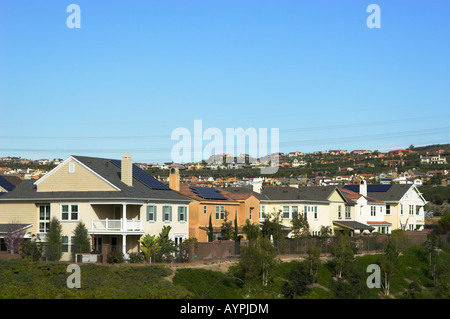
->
xmin=190 ymin=186 xmax=227 ymax=200
xmin=343 ymin=185 xmax=359 ymax=193
xmin=0 ymin=176 xmax=16 ymax=192
xmin=110 ymin=160 xmax=170 ymax=190
xmin=367 ymin=185 xmax=392 ymax=192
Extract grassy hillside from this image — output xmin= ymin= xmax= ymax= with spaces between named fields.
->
xmin=0 ymin=246 xmax=449 ymax=299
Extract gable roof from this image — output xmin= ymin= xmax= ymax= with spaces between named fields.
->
xmin=258 ymin=186 xmax=347 ymax=203
xmin=339 ymin=187 xmax=384 ymax=204
xmin=0 ymin=155 xmax=190 ymax=203
xmin=342 ymin=184 xmax=415 ymax=202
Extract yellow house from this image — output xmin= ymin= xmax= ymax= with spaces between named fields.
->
xmin=0 ymin=154 xmax=192 ymax=261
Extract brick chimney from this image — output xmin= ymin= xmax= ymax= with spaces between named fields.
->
xmin=169 ymin=167 xmax=180 ymax=191
xmin=121 ymin=154 xmax=133 ymax=186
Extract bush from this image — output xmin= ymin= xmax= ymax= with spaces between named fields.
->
xmin=128 ymin=252 xmax=145 ymax=263
xmin=107 ymin=250 xmax=124 ymax=264
xmin=19 ymin=239 xmax=42 ymax=261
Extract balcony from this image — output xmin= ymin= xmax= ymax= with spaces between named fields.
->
xmin=90 ymin=218 xmax=142 ymax=233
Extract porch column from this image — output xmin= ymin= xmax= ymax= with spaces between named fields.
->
xmin=122 ymin=203 xmax=127 ymax=231
xmin=122 ymin=234 xmax=127 ymax=257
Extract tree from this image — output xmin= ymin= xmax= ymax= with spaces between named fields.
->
xmin=306 ymin=244 xmax=321 ymax=283
xmin=4 ymin=222 xmax=26 ymax=254
xmin=291 ymin=210 xmax=310 ymax=238
xmin=281 ymin=261 xmax=312 ymax=298
xmin=260 ymin=208 xmax=283 ymax=240
xmin=139 ymin=233 xmax=159 ymax=263
xmin=425 ymin=229 xmax=442 ymax=283
xmin=238 ymin=236 xmax=278 ymax=288
xmin=207 ymin=214 xmax=214 ymax=242
xmin=47 ymin=217 xmax=63 ymax=261
xmin=19 ymin=234 xmax=42 ymax=261
xmin=242 ymin=219 xmax=260 ymax=241
xmin=379 ymin=238 xmax=400 ymax=296
xmin=330 ymin=233 xmax=356 ymax=278
xmin=220 ymin=211 xmax=233 ymax=240
xmin=71 ymin=221 xmax=91 ymax=260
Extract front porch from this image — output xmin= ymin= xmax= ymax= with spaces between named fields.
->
xmin=88 ymin=201 xmax=145 ymax=257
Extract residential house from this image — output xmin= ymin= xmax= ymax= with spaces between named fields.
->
xmin=254 ymin=185 xmax=371 ymax=237
xmin=343 ymin=183 xmax=427 ymax=231
xmin=340 ymin=181 xmax=390 ymax=234
xmin=169 ymin=168 xmax=259 ymax=242
xmin=420 ymin=154 xmax=447 ymax=165
xmin=0 ymin=154 xmax=192 ymax=261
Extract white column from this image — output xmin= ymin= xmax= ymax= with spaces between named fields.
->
xmin=122 ymin=203 xmax=127 ymax=231
xmin=122 ymin=234 xmax=127 ymax=257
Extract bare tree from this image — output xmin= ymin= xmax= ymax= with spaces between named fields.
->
xmin=4 ymin=222 xmax=26 ymax=254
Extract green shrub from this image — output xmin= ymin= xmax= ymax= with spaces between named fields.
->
xmin=106 ymin=250 xmax=124 ymax=264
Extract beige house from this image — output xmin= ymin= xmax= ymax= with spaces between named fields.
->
xmin=343 ymin=183 xmax=427 ymax=231
xmin=0 ymin=154 xmax=191 ymax=261
xmin=255 ymin=185 xmax=371 ymax=237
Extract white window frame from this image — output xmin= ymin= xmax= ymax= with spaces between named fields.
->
xmin=60 ymin=204 xmax=79 ymax=221
xmin=162 ymin=206 xmax=172 ymax=222
xmin=215 ymin=206 xmax=225 ymax=220
xmin=313 ymin=206 xmax=318 ymax=220
xmin=259 ymin=205 xmax=266 ymax=219
xmin=338 ymin=205 xmax=342 ymax=219
xmin=39 ymin=204 xmax=51 ymax=232
xmin=146 ymin=205 xmax=157 ymax=222
xmin=345 ymin=206 xmax=351 ymax=219
xmin=409 ymin=205 xmax=414 ymax=216
xmin=371 ymin=206 xmax=376 ymax=217
xmin=282 ymin=205 xmax=298 ymax=220
xmin=178 ymin=206 xmax=187 ymax=222
xmin=387 ymin=204 xmax=392 ymax=215
xmin=69 ymin=162 xmax=75 ymax=174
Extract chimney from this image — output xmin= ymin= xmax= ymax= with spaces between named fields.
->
xmin=360 ymin=180 xmax=367 ymax=197
xmin=252 ymin=178 xmax=263 ymax=194
xmin=169 ymin=167 xmax=180 ymax=191
xmin=121 ymin=153 xmax=133 ymax=186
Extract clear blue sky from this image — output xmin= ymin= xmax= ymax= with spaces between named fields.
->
xmin=1 ymin=0 xmax=449 ymax=163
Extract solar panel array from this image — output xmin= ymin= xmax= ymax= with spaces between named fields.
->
xmin=110 ymin=160 xmax=170 ymax=190
xmin=190 ymin=186 xmax=227 ymax=200
xmin=343 ymin=184 xmax=392 ymax=193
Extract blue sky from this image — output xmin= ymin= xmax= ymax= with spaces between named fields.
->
xmin=0 ymin=0 xmax=449 ymax=163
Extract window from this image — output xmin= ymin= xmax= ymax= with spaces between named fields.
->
xmin=203 ymin=205 xmax=207 ymax=214
xmin=314 ymin=206 xmax=318 ymax=220
xmin=387 ymin=205 xmax=391 ymax=215
xmin=61 ymin=204 xmax=79 ymax=221
xmin=62 ymin=236 xmax=70 ymax=253
xmin=69 ymin=162 xmax=75 ymax=174
xmin=371 ymin=206 xmax=376 ymax=217
xmin=408 ymin=223 xmax=415 ymax=231
xmin=345 ymin=206 xmax=351 ymax=219
xmin=147 ymin=205 xmax=156 ymax=222
xmin=338 ymin=205 xmax=342 ymax=219
xmin=178 ymin=206 xmax=187 ymax=222
xmin=282 ymin=206 xmax=298 ymax=220
xmin=163 ymin=206 xmax=172 ymax=222
xmin=282 ymin=206 xmax=290 ymax=219
xmin=312 ymin=230 xmax=320 ymax=237
xmin=259 ymin=205 xmax=266 ymax=219
xmin=39 ymin=204 xmax=50 ymax=232
xmin=409 ymin=205 xmax=414 ymax=216
xmin=174 ymin=234 xmax=185 ymax=246
xmin=215 ymin=206 xmax=225 ymax=220
xmin=249 ymin=207 xmax=254 ymax=220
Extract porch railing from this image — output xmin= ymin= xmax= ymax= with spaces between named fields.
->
xmin=91 ymin=219 xmax=142 ymax=232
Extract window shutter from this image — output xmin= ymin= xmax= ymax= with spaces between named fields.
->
xmin=169 ymin=206 xmax=172 ymax=221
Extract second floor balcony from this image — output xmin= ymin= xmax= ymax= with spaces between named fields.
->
xmin=90 ymin=218 xmax=142 ymax=233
